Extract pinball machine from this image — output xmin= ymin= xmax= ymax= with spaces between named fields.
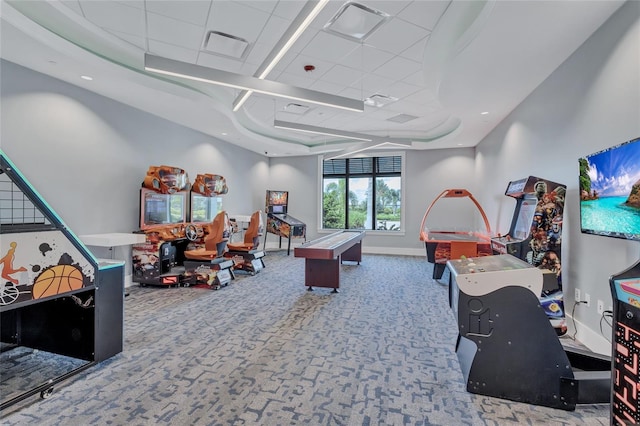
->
xmin=264 ymin=190 xmax=306 ymax=255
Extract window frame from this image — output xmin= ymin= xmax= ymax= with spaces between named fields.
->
xmin=317 ymin=152 xmax=406 ymax=235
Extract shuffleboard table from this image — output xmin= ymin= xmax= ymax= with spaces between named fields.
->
xmin=294 ymin=230 xmax=365 ymax=292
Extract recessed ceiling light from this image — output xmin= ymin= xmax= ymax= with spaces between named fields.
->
xmin=221 ymin=132 xmax=228 ymax=136
xmin=81 ymin=75 xmax=93 ymax=81
xmin=481 ymin=111 xmax=489 ymax=115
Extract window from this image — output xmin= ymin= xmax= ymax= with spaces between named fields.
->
xmin=321 ymin=155 xmax=403 ymax=231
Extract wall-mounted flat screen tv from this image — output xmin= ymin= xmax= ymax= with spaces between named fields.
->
xmin=579 ymin=136 xmax=640 ymax=241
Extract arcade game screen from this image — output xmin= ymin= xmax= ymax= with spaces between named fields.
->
xmin=512 ymin=198 xmax=537 ymax=240
xmin=190 ymin=193 xmax=222 ymax=223
xmin=579 ymin=136 xmax=640 ymax=241
xmin=268 ymin=190 xmax=288 ymax=206
xmin=140 ymin=188 xmax=186 ymax=230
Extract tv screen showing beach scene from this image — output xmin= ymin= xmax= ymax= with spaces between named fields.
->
xmin=579 ymin=137 xmax=640 ymax=241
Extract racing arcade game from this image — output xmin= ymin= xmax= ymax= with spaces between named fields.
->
xmin=132 ymin=166 xmax=192 ymax=287
xmin=182 ymin=174 xmax=234 ymax=289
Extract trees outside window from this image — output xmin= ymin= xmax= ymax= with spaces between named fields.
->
xmin=322 ymin=156 xmax=402 ymax=231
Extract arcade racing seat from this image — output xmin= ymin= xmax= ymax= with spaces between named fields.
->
xmin=184 ymin=211 xmax=230 ymax=260
xmin=225 ymin=211 xmax=266 ymax=275
xmin=227 ymin=210 xmax=263 ymax=251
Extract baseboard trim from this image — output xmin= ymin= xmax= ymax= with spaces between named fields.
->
xmin=566 ymin=313 xmax=612 ymax=356
xmin=362 ymin=247 xmax=424 ymax=256
xmin=264 ymin=241 xmax=425 ymax=257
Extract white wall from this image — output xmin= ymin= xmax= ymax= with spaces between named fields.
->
xmin=474 ymin=0 xmax=640 ymax=353
xmin=0 ymin=59 xmax=269 ymax=237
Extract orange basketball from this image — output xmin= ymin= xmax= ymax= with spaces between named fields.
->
xmin=32 ymin=265 xmax=84 ymax=299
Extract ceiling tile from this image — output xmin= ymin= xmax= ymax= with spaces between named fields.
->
xmin=373 ymin=56 xmax=422 ymax=81
xmin=400 ymin=36 xmax=429 ymax=62
xmin=60 ymin=1 xmax=83 ymax=15
xmin=361 ymin=1 xmax=411 ymax=16
xmin=365 ymin=17 xmax=429 ymax=54
xmin=104 ymin=29 xmax=146 ymax=50
xmin=354 ymin=73 xmax=395 ymax=95
xmin=403 ymin=70 xmax=425 ymax=86
xmin=206 ymin=1 xmax=270 ymax=44
xmin=280 ymin=54 xmax=333 ymax=81
xmin=387 ymin=80 xmax=422 ymax=99
xmin=321 ymin=64 xmax=364 ymax=87
xmin=308 ymin=2 xmax=348 ymax=30
xmin=302 ymin=31 xmax=359 ymax=63
xmin=244 ymin=42 xmax=274 ymax=68
xmin=275 ymin=71 xmax=316 ymax=89
xmin=197 ymin=51 xmax=244 ymax=73
xmin=403 ymin=89 xmax=438 ymax=105
xmin=339 ymin=86 xmax=367 ymax=101
xmin=113 ymin=1 xmax=145 ymax=10
xmin=147 ymin=40 xmax=198 ymax=63
xmin=254 ymin=14 xmax=292 ymax=50
xmin=80 ymin=0 xmax=145 ymax=38
xmin=309 ymin=79 xmax=345 ymax=96
xmin=397 ymin=0 xmax=450 ymax=31
xmin=145 ymin=0 xmax=212 ymax=26
xmin=339 ymin=45 xmax=395 ymax=72
xmin=147 ymin=12 xmax=205 ymax=51
xmin=272 ymin=0 xmax=307 ymax=20
xmin=234 ymin=1 xmax=278 ymax=15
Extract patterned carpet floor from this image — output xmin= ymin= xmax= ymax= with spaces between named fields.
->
xmin=1 ymin=251 xmax=609 ymax=425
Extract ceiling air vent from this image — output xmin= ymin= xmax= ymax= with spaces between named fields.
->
xmin=387 ymin=114 xmax=419 ymax=123
xmin=364 ymin=94 xmax=398 ymax=108
xmin=203 ymin=31 xmax=250 ymax=59
xmin=283 ymin=103 xmax=310 ymax=115
xmin=324 ymin=2 xmax=389 ymax=42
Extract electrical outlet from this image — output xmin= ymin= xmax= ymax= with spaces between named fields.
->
xmin=575 ymin=288 xmax=581 ymax=302
xmin=585 ymin=293 xmax=591 ymax=307
xmin=597 ymin=300 xmax=604 ymax=314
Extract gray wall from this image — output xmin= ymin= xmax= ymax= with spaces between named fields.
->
xmin=474 ymin=0 xmax=640 ymax=353
xmin=0 ymin=60 xmax=269 ymax=237
xmin=1 ymin=0 xmax=638 ymax=353
xmin=269 ymin=148 xmax=477 ymax=254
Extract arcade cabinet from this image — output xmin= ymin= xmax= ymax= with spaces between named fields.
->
xmin=264 ymin=190 xmax=306 ymax=255
xmin=610 ymin=261 xmax=640 ymax=424
xmin=448 ymin=254 xmax=610 ymax=411
xmin=419 ymin=189 xmax=492 ymax=279
xmin=182 ymin=174 xmax=234 ymax=289
xmin=0 ymin=151 xmax=124 ymax=409
xmin=490 ymin=176 xmax=567 ymax=334
xmin=132 ymin=165 xmax=191 ymax=287
xmin=224 ymin=210 xmax=266 ymax=275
